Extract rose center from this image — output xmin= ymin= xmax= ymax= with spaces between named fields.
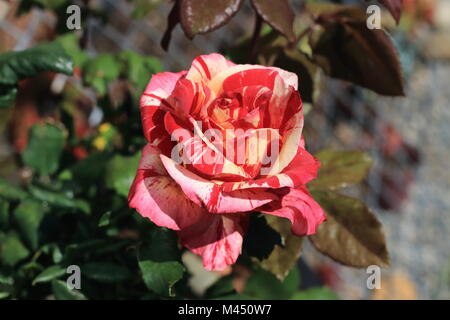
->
xmin=209 ymin=91 xmax=245 ymax=124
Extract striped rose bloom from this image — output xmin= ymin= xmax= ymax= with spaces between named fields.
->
xmin=129 ymin=53 xmax=325 ymax=270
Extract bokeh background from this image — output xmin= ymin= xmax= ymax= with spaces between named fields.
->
xmin=1 ymin=0 xmax=449 ymax=299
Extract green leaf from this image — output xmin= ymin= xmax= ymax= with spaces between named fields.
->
xmin=52 ymin=245 xmax=63 ymax=264
xmin=204 ymin=275 xmax=236 ymax=299
xmin=33 ymin=265 xmax=66 ymax=285
xmin=65 ymin=239 xmax=109 ymax=255
xmin=0 ymin=39 xmax=72 ymax=108
xmin=251 ymin=0 xmax=296 ymax=42
xmin=92 ymin=240 xmax=130 ymax=255
xmin=139 ymin=260 xmax=185 ymax=297
xmin=22 ymin=123 xmax=66 ymax=176
xmin=138 ymin=228 xmax=185 ymax=297
xmin=52 ymin=280 xmax=86 ymax=300
xmin=82 ymin=262 xmax=131 ymax=283
xmin=105 ymin=152 xmax=140 ymax=197
xmin=0 ymin=232 xmax=30 ymax=266
xmin=244 ymin=214 xmax=282 ymax=260
xmin=0 ymin=41 xmax=73 ymax=86
xmin=310 ymin=10 xmax=404 ymax=96
xmin=0 ymin=292 xmax=10 ymax=299
xmin=98 ymin=211 xmax=112 ymax=227
xmin=60 ymin=151 xmax=111 ymax=187
xmin=180 ymin=0 xmax=244 ymax=38
xmin=41 ymin=243 xmax=63 ymax=264
xmin=309 ymin=190 xmax=390 ymax=268
xmin=0 ymin=272 xmax=14 ymax=285
xmin=0 ymin=85 xmax=17 ymax=109
xmin=0 ymin=177 xmax=28 ymax=201
xmin=13 ymin=199 xmax=47 ymax=250
xmin=243 ymin=267 xmax=299 ymax=300
xmin=308 ymin=149 xmax=373 ymax=191
xmin=0 ymin=198 xmax=10 ymax=229
xmin=83 ymin=54 xmax=121 ymax=96
xmin=119 ymin=51 xmax=162 ymax=92
xmin=291 ymin=286 xmax=339 ymax=300
xmin=28 ymin=185 xmax=90 ymax=214
xmin=56 ymin=33 xmax=89 ymax=67
xmin=257 ymin=216 xmax=304 ymax=281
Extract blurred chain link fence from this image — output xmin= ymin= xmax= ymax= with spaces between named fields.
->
xmin=1 ymin=0 xmax=450 ymax=299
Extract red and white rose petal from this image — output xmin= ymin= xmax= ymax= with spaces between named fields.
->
xmin=261 ymin=186 xmax=326 ymax=236
xmin=160 ymin=155 xmax=277 ymax=214
xmin=178 ymin=213 xmax=248 ymax=271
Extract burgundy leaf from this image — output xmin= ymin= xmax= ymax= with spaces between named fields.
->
xmin=179 ymin=0 xmax=244 ymax=38
xmin=251 ymin=0 xmax=296 ymax=43
xmin=380 ymin=0 xmax=403 ymax=23
xmin=309 ymin=191 xmax=390 ymax=268
xmin=308 ymin=149 xmax=373 ymax=191
xmin=310 ymin=14 xmax=405 ymax=96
